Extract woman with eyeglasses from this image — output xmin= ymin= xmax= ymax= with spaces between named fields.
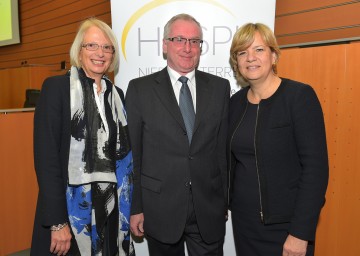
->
xmin=31 ymin=17 xmax=135 ymax=256
xmin=227 ymin=23 xmax=328 ymax=256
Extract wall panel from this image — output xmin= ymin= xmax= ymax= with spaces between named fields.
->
xmin=275 ymin=0 xmax=360 ymax=47
xmin=0 ymin=66 xmax=65 ymax=109
xmin=21 ymin=0 xmax=77 ymax=21
xmin=276 ymin=26 xmax=360 ymax=47
xmin=336 ymin=41 xmax=360 ymax=253
xmin=276 ymin=3 xmax=360 ymax=34
xmin=275 ymin=0 xmax=358 ymax=15
xmin=21 ymin=0 xmax=54 ymax=11
xmin=0 ymin=112 xmax=38 ymax=255
xmin=22 ymin=3 xmax=110 ymax=32
xmin=277 ymin=42 xmax=360 ymax=256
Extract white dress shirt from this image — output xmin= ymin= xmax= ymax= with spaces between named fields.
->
xmin=167 ymin=66 xmax=197 ymax=112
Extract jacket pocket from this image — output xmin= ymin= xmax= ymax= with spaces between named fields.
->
xmin=141 ymin=174 xmax=161 ymax=194
xmin=211 ymin=174 xmax=223 ymax=192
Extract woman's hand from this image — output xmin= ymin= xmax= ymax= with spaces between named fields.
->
xmin=50 ymin=225 xmax=72 ymax=255
xmin=283 ymin=234 xmax=308 ymax=256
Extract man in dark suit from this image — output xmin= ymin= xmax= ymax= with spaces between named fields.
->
xmin=126 ymin=13 xmax=230 ymax=256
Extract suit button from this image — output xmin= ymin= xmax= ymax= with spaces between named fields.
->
xmin=188 ymin=155 xmax=194 ymax=160
xmin=185 ymin=181 xmax=191 ymax=187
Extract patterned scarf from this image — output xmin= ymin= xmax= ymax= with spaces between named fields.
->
xmin=66 ymin=67 xmax=135 ymax=256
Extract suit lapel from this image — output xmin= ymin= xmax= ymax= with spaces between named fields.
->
xmin=152 ymin=69 xmax=214 ymax=137
xmin=193 ymin=71 xmax=212 ymax=135
xmin=153 ymin=68 xmax=186 ymax=131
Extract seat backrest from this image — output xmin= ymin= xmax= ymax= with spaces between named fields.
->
xmin=24 ymin=89 xmax=41 ymax=108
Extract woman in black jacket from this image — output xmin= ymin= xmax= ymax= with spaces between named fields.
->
xmin=31 ymin=18 xmax=135 ymax=256
xmin=228 ymin=23 xmax=328 ymax=256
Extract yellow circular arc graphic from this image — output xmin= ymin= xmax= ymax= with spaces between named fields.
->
xmin=120 ymin=0 xmax=235 ymax=60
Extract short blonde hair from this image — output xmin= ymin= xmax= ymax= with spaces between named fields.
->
xmin=230 ymin=23 xmax=281 ymax=87
xmin=70 ymin=17 xmax=119 ymax=74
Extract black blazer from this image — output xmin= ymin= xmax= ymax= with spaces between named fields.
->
xmin=227 ymin=78 xmax=329 ymax=241
xmin=126 ymin=68 xmax=230 ymax=244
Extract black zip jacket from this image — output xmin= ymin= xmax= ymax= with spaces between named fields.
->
xmin=227 ymin=78 xmax=329 ymax=241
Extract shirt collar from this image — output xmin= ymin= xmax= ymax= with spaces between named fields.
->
xmin=167 ymin=66 xmax=196 ymax=86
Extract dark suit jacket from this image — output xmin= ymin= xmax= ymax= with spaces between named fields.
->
xmin=126 ymin=68 xmax=230 ymax=244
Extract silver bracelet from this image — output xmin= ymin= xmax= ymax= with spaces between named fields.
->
xmin=50 ymin=222 xmax=68 ymax=231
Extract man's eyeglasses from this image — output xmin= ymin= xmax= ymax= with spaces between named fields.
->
xmin=82 ymin=43 xmax=115 ymax=53
xmin=167 ymin=37 xmax=203 ymax=48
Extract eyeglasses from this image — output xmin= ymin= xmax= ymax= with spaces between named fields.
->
xmin=167 ymin=37 xmax=203 ymax=48
xmin=82 ymin=43 xmax=115 ymax=53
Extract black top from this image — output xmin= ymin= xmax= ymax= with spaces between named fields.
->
xmin=231 ymin=102 xmax=260 ymax=216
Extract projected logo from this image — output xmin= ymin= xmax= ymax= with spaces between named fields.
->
xmin=120 ymin=0 xmax=235 ymax=61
